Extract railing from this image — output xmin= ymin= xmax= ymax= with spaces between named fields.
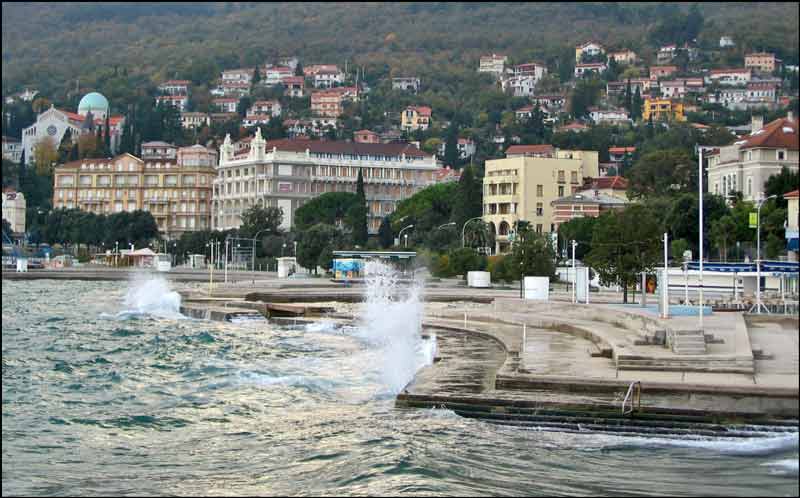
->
xmin=621 ymin=381 xmax=642 ymax=416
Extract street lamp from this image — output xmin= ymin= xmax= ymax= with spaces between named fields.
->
xmin=437 ymin=222 xmax=456 ymax=230
xmin=252 ymin=228 xmax=272 ymax=271
xmin=461 ymin=217 xmax=484 ymax=248
xmin=282 ymin=242 xmax=287 ymax=257
xmin=398 ymin=224 xmax=414 ymax=248
xmin=752 ymin=194 xmax=778 ymax=314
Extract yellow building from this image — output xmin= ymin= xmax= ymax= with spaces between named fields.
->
xmin=482 ymin=145 xmax=599 ymax=254
xmin=400 ymin=105 xmax=431 ymax=132
xmin=52 ymin=146 xmax=217 ymax=239
xmin=642 ymin=98 xmax=686 ymax=122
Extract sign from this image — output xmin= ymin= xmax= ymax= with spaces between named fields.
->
xmin=749 ymin=212 xmax=758 ymax=228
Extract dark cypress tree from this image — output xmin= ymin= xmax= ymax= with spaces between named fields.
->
xmin=95 ymin=126 xmax=104 ymax=158
xmin=378 ymin=216 xmax=394 ymax=248
xmin=352 ymin=169 xmax=368 ymax=246
xmin=624 ymin=79 xmax=632 ymax=115
xmin=632 ymin=86 xmax=643 ymax=121
xmin=451 ymin=164 xmax=482 ymax=237
xmin=294 ymin=61 xmax=304 ymax=77
xmin=57 ymin=128 xmax=73 ymax=164
xmin=69 ymin=140 xmax=79 ymax=161
xmin=443 ymin=125 xmax=459 ymax=168
xmin=104 ymin=115 xmax=111 ymax=155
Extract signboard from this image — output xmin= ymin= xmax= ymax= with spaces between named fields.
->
xmin=749 ymin=212 xmax=758 ymax=229
xmin=523 ymin=276 xmax=549 ymax=300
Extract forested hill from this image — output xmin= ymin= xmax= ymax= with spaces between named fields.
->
xmin=2 ymin=2 xmax=798 ymax=102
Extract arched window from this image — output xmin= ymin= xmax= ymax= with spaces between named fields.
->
xmin=747 ymin=177 xmax=752 ymax=197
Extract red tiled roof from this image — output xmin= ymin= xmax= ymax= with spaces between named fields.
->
xmin=156 ymin=95 xmax=187 ymax=100
xmin=739 ymin=117 xmax=798 ymax=150
xmin=710 ymin=68 xmax=750 ymax=74
xmin=251 ymin=137 xmax=433 ymax=158
xmin=560 ymin=122 xmax=589 ymax=130
xmin=281 ymin=76 xmax=304 ymax=84
xmin=608 ymin=146 xmax=635 ymax=154
xmin=213 ymin=98 xmax=238 ymax=103
xmin=505 ymin=144 xmax=554 ymax=155
xmin=783 ymin=189 xmax=799 ymax=198
xmin=407 ymin=105 xmax=431 ymax=116
xmin=582 ymin=176 xmax=629 ymax=190
xmin=355 ymin=129 xmax=378 ymax=134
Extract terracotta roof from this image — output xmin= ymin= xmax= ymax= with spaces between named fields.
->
xmin=739 ymin=117 xmax=798 ymax=150
xmin=608 ymin=147 xmax=635 ymax=154
xmin=213 ymin=98 xmax=238 ymax=103
xmin=783 ymin=189 xmax=799 ymax=198
xmin=559 ymin=122 xmax=589 ymax=130
xmin=407 ymin=105 xmax=431 ymax=116
xmin=710 ymin=68 xmax=750 ymax=74
xmin=250 ymin=138 xmax=432 ymax=158
xmin=281 ymin=76 xmax=304 ymax=84
xmin=355 ymin=129 xmax=378 ymax=134
xmin=156 ymin=95 xmax=187 ymax=100
xmin=582 ymin=175 xmax=629 ymax=190
xmin=505 ymin=144 xmax=554 ymax=155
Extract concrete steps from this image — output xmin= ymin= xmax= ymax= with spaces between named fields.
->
xmin=668 ymin=329 xmax=708 ymax=355
xmin=615 ymin=353 xmax=755 ymax=374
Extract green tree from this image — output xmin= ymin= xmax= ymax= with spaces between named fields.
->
xmin=586 ymin=205 xmax=662 ymax=303
xmin=378 ymin=216 xmax=394 ymax=248
xmin=104 ymin=115 xmax=111 ymax=155
xmin=709 ymin=215 xmax=737 ymax=261
xmin=297 ymin=223 xmax=338 ymax=274
xmin=443 ymin=125 xmax=459 ymax=167
xmin=511 ymin=227 xmax=556 ymax=279
xmin=348 ymin=168 xmax=368 ymax=246
xmin=556 ymin=216 xmax=596 ymax=261
xmin=631 ymin=86 xmax=643 ymax=121
xmin=295 ymin=192 xmax=360 ymax=230
xmin=765 ymin=167 xmax=800 ymax=209
xmin=626 ymin=149 xmax=693 ymax=199
xmin=448 ymin=247 xmax=487 ymax=279
xmin=239 ymin=204 xmax=283 ymax=239
xmin=57 ymin=128 xmax=74 ymax=164
xmin=451 ymin=164 xmax=482 ymax=233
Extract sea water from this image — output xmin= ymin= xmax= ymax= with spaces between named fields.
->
xmin=2 ymin=275 xmax=797 ymax=496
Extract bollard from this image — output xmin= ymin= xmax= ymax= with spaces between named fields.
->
xmin=522 ymin=323 xmax=527 ymax=353
xmin=464 ymin=311 xmax=467 ymax=329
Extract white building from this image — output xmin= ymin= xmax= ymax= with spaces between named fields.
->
xmin=249 ymin=100 xmax=282 ymax=117
xmin=158 ymin=80 xmax=190 ymax=96
xmin=575 ymin=42 xmax=604 ymax=63
xmin=574 ymin=62 xmax=607 ymax=78
xmin=221 ymin=68 xmax=254 ymax=85
xmin=181 ymin=112 xmax=210 ymax=129
xmin=660 ymin=80 xmax=687 ymax=99
xmin=437 ymin=138 xmax=476 ymax=160
xmin=213 ymin=130 xmax=439 ymax=233
xmin=21 ymin=92 xmax=125 ymax=166
xmin=155 ymin=95 xmax=188 ymax=112
xmin=706 ymin=68 xmax=752 ymax=86
xmin=479 ymin=54 xmax=508 ymax=79
xmin=719 ymin=36 xmax=735 ymax=48
xmin=501 ymin=75 xmax=538 ymax=97
xmin=2 ymin=190 xmax=26 ymax=234
xmin=141 ymin=141 xmax=178 ymax=160
xmin=2 ymin=136 xmax=23 ymax=163
xmin=588 ymin=107 xmax=630 ymax=125
xmin=392 ymin=77 xmax=421 ymax=92
xmin=707 ymin=114 xmax=798 ymax=202
xmin=262 ymin=66 xmax=294 ymax=86
xmin=4 ymin=88 xmax=38 ymax=104
xmin=313 ymin=68 xmax=345 ymax=88
xmin=212 ymin=98 xmax=238 ymax=114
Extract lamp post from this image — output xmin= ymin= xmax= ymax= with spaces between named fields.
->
xmin=293 ymin=241 xmax=297 ymax=257
xmin=398 ymin=224 xmax=414 ymax=248
xmin=698 ymin=146 xmax=704 ymax=331
xmin=224 ymin=237 xmax=229 ymax=283
xmin=282 ymin=243 xmax=287 ymax=257
xmin=461 ymin=217 xmax=484 ymax=248
xmin=252 ymin=228 xmax=271 ymax=272
xmin=437 ymin=222 xmax=456 ymax=230
xmin=571 ymin=240 xmax=577 ymax=304
xmin=753 ymin=194 xmax=778 ymax=314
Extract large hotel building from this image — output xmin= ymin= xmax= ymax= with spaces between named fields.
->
xmin=482 ymin=145 xmax=599 ymax=254
xmin=52 ymin=145 xmax=217 ymax=239
xmin=213 ymin=129 xmax=439 ymax=233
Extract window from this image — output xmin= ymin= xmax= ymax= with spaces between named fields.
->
xmin=537 ymin=184 xmax=543 ymax=197
xmin=571 ymin=171 xmax=578 ymax=183
xmin=558 ymin=186 xmax=565 ymax=197
xmin=558 ymin=170 xmax=565 ymax=183
xmin=536 ymin=203 xmax=543 ymax=216
xmin=747 ymin=177 xmax=752 ymax=197
xmin=536 ymin=224 xmax=543 ymax=234
xmin=777 ymin=150 xmax=786 ymax=160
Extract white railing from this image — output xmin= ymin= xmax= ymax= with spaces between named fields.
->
xmin=621 ymin=381 xmax=642 ymax=416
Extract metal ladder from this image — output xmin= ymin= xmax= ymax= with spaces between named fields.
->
xmin=622 ymin=381 xmax=642 ymax=416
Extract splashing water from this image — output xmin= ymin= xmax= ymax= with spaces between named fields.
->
xmin=356 ymin=260 xmax=435 ymax=395
xmin=120 ymin=274 xmax=183 ymax=319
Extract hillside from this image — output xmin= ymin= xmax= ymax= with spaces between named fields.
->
xmin=3 ymin=2 xmax=798 ymax=105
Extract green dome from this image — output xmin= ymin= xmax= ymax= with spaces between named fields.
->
xmin=78 ymin=92 xmax=109 ymax=114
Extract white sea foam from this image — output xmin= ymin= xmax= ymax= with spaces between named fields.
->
xmin=355 ymin=260 xmax=435 ymax=395
xmin=761 ymin=458 xmax=799 ymax=475
xmin=305 ymin=320 xmax=339 ymax=334
xmin=119 ymin=274 xmax=183 ymax=319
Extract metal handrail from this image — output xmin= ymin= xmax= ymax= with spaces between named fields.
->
xmin=622 ymin=381 xmax=642 ymax=416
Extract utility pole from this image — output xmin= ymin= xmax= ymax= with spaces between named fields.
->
xmin=698 ymin=147 xmax=704 ymax=331
xmin=571 ymin=240 xmax=577 ymax=304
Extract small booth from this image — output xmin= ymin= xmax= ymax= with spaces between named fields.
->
xmin=188 ymin=254 xmax=206 ymax=269
xmin=331 ymin=251 xmax=417 ymax=281
xmin=277 ymin=257 xmax=302 ymax=278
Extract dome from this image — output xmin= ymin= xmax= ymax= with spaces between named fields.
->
xmin=77 ymin=92 xmax=109 ymax=115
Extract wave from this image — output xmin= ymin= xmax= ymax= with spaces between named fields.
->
xmin=761 ymin=458 xmax=799 ymax=475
